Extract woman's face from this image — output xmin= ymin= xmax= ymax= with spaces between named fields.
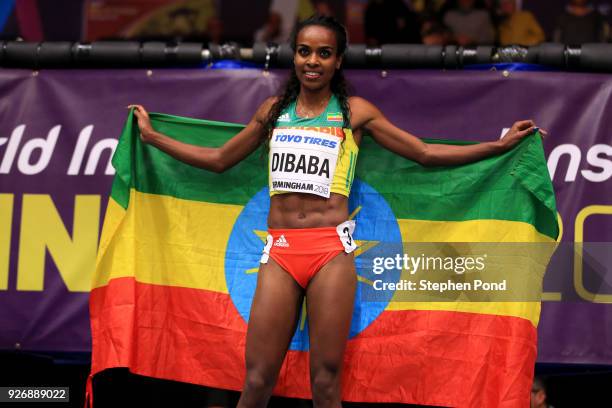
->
xmin=294 ymin=25 xmax=342 ymax=92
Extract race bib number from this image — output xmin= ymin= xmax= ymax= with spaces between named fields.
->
xmin=270 ymin=129 xmax=341 ymax=198
xmin=336 ymin=220 xmax=357 ymax=253
xmin=260 ymin=234 xmax=273 ymax=264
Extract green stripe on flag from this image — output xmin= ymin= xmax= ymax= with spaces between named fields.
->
xmin=356 ymin=135 xmax=557 ymax=239
xmin=111 ymin=112 xmax=557 ymax=239
xmin=112 ymin=111 xmax=267 ymax=207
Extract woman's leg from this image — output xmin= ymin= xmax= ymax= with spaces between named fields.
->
xmin=237 ymin=258 xmax=304 ymax=408
xmin=306 ymin=252 xmax=356 ymax=408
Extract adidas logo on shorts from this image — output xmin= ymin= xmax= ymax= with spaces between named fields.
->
xmin=273 ymin=235 xmax=290 ymax=247
xmin=278 ymin=113 xmax=291 ymax=122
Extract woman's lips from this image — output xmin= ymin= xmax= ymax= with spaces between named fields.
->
xmin=304 ymin=71 xmax=322 ymax=80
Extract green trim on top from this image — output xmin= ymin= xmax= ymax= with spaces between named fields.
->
xmin=277 ymin=94 xmax=347 ymax=128
xmin=346 ymin=152 xmax=355 ymax=189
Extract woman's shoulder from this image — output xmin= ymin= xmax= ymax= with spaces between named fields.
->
xmin=254 ymin=96 xmax=280 ymax=122
xmin=348 ymin=96 xmax=380 ymax=115
xmin=348 ymin=96 xmax=374 ymax=110
xmin=261 ymin=96 xmax=280 ymax=111
xmin=348 ymin=96 xmax=381 ymax=129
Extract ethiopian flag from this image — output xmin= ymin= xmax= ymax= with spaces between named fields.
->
xmin=89 ymin=111 xmax=558 ymax=407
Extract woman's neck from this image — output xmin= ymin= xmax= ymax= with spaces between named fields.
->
xmin=297 ymin=86 xmax=332 ymax=109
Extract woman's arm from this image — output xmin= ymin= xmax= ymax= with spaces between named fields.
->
xmin=129 ymin=97 xmax=276 ymax=173
xmin=350 ymin=96 xmax=543 ymax=167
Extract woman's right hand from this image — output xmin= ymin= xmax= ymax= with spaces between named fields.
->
xmin=128 ymin=104 xmax=155 ymax=144
xmin=120 ymin=97 xmax=271 ymax=172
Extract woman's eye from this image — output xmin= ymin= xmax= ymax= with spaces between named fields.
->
xmin=319 ymin=50 xmax=331 ymax=58
xmin=298 ymin=48 xmax=309 ymax=56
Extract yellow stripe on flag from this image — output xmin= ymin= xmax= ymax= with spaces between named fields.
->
xmin=93 ymin=189 xmax=243 ymax=292
xmin=94 ymin=194 xmax=553 ymax=326
xmin=385 ymin=301 xmax=542 ymax=327
xmin=398 ymin=218 xmax=554 ymax=243
xmin=389 ymin=218 xmax=555 ymax=326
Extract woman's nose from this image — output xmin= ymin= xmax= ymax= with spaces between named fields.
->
xmin=306 ymin=54 xmax=319 ymax=66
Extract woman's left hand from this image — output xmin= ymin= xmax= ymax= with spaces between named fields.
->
xmin=500 ymin=120 xmax=548 ymax=150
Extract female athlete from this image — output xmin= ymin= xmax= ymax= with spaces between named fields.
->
xmin=130 ymin=14 xmax=543 ymax=408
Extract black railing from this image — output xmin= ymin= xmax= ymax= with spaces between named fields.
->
xmin=1 ymin=41 xmax=612 ymax=72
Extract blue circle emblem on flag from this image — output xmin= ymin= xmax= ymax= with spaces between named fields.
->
xmin=225 ymin=179 xmax=403 ymax=351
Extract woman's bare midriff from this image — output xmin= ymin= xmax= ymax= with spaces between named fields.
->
xmin=268 ymin=192 xmax=349 ymax=229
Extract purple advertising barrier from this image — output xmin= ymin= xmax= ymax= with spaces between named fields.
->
xmin=0 ymin=68 xmax=610 ymax=364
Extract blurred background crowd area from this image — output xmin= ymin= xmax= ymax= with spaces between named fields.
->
xmin=0 ymin=0 xmax=610 ymax=48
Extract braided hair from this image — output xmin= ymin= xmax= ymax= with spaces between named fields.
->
xmin=262 ymin=14 xmax=352 ymax=141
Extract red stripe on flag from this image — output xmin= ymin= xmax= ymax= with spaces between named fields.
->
xmin=345 ymin=309 xmax=537 ymax=407
xmin=275 ymin=309 xmax=537 ymax=407
xmin=90 ymin=277 xmax=247 ymax=389
xmin=90 ymin=278 xmax=536 ymax=407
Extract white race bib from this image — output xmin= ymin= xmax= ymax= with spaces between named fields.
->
xmin=336 ymin=220 xmax=357 ymax=253
xmin=259 ymin=234 xmax=273 ymax=264
xmin=270 ymin=129 xmax=341 ymax=198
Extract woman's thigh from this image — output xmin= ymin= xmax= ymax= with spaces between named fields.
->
xmin=306 ymin=252 xmax=356 ymax=371
xmin=244 ymin=258 xmax=304 ymax=375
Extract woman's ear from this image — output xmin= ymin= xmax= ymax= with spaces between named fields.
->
xmin=336 ymin=56 xmax=343 ymax=70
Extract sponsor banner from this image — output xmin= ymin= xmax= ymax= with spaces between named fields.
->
xmin=0 ymin=68 xmax=610 ymax=365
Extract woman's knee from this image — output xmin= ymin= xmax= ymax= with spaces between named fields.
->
xmin=311 ymin=362 xmax=342 ymax=402
xmin=242 ymin=368 xmax=276 ymax=395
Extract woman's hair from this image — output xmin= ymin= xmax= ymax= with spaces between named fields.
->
xmin=262 ymin=14 xmax=352 ymax=141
